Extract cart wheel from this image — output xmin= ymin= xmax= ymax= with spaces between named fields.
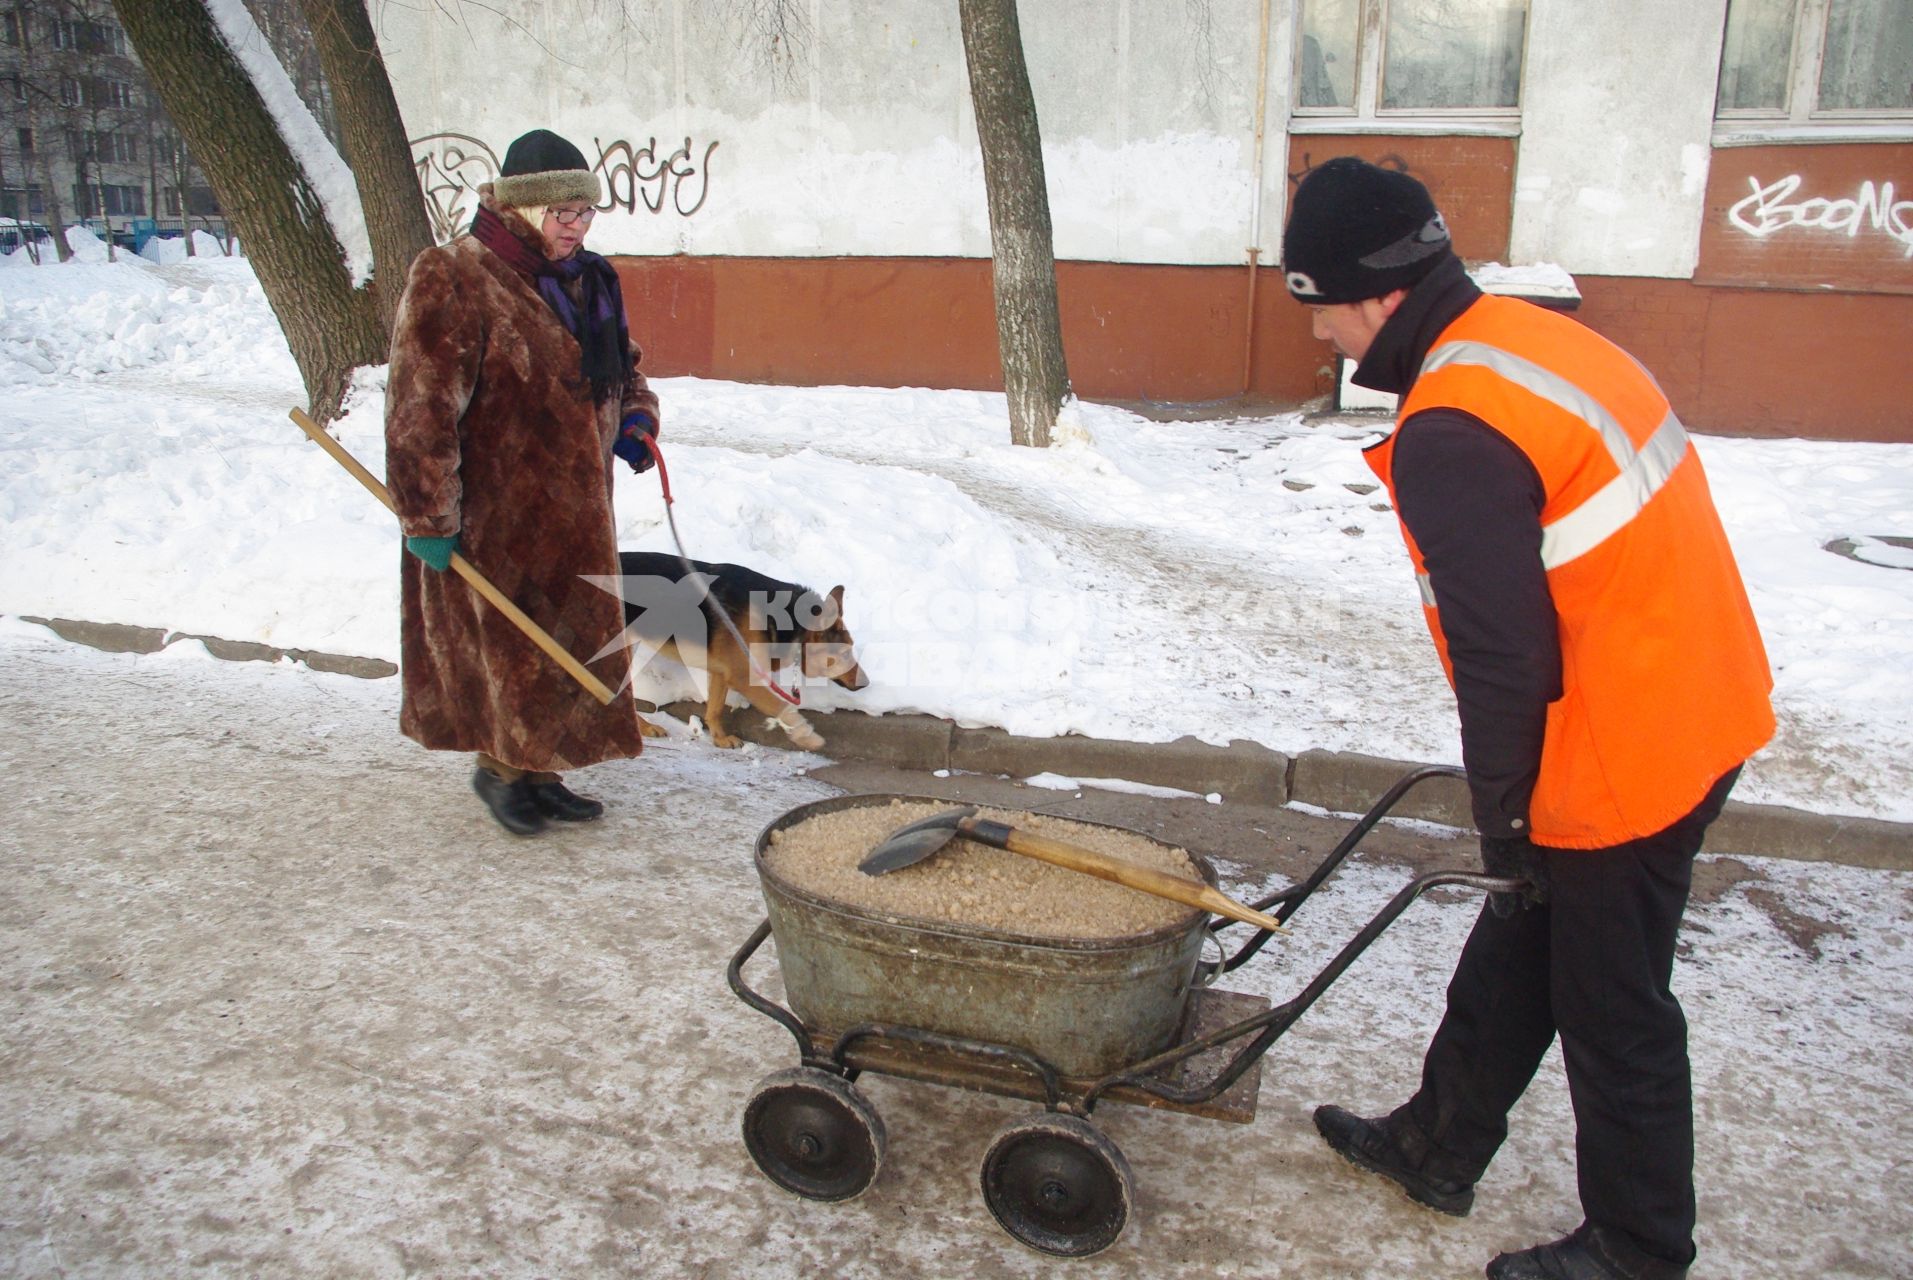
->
xmin=742 ymin=1067 xmax=886 ymax=1202
xmin=980 ymin=1112 xmax=1134 ymax=1257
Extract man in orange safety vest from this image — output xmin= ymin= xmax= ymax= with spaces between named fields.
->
xmin=1282 ymin=156 xmax=1774 ymax=1280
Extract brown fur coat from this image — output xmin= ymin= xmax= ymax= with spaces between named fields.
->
xmin=384 ymin=191 xmax=661 ymax=772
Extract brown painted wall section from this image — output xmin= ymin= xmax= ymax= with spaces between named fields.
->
xmin=1698 ymin=142 xmax=1913 ymax=294
xmin=613 ymin=254 xmax=1324 ymax=406
xmin=1284 ymin=134 xmax=1518 ymax=262
xmin=612 ymin=253 xmax=1909 ymax=442
xmin=1576 ymin=278 xmax=1909 ymax=441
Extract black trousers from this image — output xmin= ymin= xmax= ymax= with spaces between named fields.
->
xmin=1402 ymin=769 xmax=1739 ymax=1265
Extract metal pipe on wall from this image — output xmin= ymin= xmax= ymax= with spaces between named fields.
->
xmin=1243 ymin=0 xmax=1275 ymax=394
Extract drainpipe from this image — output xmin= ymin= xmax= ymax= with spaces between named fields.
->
xmin=1243 ymin=0 xmax=1275 ymax=394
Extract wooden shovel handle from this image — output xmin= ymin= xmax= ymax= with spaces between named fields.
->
xmin=964 ymin=818 xmax=1288 ymax=935
xmin=288 ymin=408 xmax=616 ymax=706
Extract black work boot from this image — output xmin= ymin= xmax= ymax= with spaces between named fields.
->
xmin=472 ymin=766 xmax=547 ymax=836
xmin=1313 ymin=1104 xmax=1475 ymax=1216
xmin=526 ymin=776 xmax=604 ymax=822
xmin=1487 ymin=1224 xmax=1692 ymax=1280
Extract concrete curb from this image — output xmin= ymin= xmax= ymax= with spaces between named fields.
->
xmin=19 ymin=616 xmax=398 ymax=680
xmin=684 ymin=705 xmax=1910 ymax=871
xmin=10 ymin=615 xmax=1907 ymax=871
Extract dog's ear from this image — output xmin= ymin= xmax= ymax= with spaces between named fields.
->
xmin=821 ymin=585 xmax=845 ymax=627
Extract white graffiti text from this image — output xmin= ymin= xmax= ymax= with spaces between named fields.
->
xmin=1728 ymin=174 xmax=1913 ymax=258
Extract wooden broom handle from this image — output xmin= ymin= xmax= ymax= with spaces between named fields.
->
xmin=289 ymin=408 xmax=616 ymax=706
xmin=962 ymin=818 xmax=1288 ymax=934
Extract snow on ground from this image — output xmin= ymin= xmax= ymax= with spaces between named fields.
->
xmin=1 ymin=246 xmax=1910 ymax=823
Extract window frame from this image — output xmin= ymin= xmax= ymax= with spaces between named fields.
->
xmin=1715 ymin=0 xmax=1913 ymax=141
xmin=1290 ymin=0 xmax=1529 ymax=136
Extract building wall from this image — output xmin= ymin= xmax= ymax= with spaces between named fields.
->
xmin=379 ymin=1 xmax=1913 ymax=442
xmin=1511 ymin=0 xmax=1723 ymax=278
xmin=389 ymin=0 xmax=1284 ymax=266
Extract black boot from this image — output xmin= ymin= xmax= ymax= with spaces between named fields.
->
xmin=1313 ymin=1104 xmax=1476 ymax=1216
xmin=472 ymin=767 xmax=547 ymax=836
xmin=1487 ymin=1225 xmax=1691 ymax=1280
xmin=526 ymin=776 xmax=604 ymax=822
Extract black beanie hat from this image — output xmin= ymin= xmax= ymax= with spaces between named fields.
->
xmin=1282 ymin=157 xmax=1455 ymax=304
xmin=492 ymin=129 xmax=601 ymax=209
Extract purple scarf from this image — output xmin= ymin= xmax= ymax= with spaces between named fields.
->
xmin=472 ymin=203 xmax=629 ymax=405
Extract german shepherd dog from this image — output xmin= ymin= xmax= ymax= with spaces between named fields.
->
xmin=616 ymin=550 xmax=869 ymax=750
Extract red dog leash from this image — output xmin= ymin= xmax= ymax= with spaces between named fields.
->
xmin=636 ymin=436 xmax=802 ymax=708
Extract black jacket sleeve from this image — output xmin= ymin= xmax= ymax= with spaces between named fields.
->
xmin=1390 ymin=410 xmax=1562 ymax=839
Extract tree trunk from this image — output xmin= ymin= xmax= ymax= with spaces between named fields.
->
xmin=114 ymin=0 xmax=383 ymax=422
xmin=29 ymin=115 xmax=70 ymax=261
xmin=297 ymin=0 xmax=434 ymax=336
xmin=957 ymin=0 xmax=1070 ymax=448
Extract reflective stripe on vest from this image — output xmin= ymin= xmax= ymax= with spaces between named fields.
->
xmin=1420 ymin=340 xmax=1693 ymax=568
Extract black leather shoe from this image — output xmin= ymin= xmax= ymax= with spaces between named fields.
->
xmin=1487 ymin=1225 xmax=1691 ymax=1280
xmin=1314 ymin=1104 xmax=1475 ymax=1216
xmin=527 ymin=778 xmax=604 ymax=822
xmin=472 ymin=767 xmax=547 ymax=836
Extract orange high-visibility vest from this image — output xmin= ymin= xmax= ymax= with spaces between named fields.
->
xmin=1365 ymin=295 xmax=1774 ymax=849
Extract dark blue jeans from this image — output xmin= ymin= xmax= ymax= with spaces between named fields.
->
xmin=1402 ymin=768 xmax=1740 ymax=1266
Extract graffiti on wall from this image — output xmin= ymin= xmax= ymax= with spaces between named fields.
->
xmin=1728 ymin=174 xmax=1913 ymax=259
xmin=596 ymin=137 xmax=719 ymax=219
xmin=411 ymin=133 xmax=720 ymax=244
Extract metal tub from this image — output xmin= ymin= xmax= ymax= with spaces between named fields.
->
xmin=754 ymin=794 xmax=1211 ymax=1078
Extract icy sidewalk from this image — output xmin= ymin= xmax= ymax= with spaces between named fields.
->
xmin=1 ymin=627 xmax=1907 ymax=1279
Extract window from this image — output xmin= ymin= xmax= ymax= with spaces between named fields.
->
xmin=1295 ymin=0 xmax=1528 ymax=120
xmin=3 ymin=12 xmax=18 ymax=47
xmin=72 ymin=184 xmax=145 ymax=218
xmin=50 ymin=19 xmax=113 ymax=53
xmin=86 ymin=78 xmax=137 ymax=109
xmin=17 ymin=127 xmax=32 ymax=156
xmin=84 ymin=131 xmax=137 ymax=163
xmin=1718 ymin=0 xmax=1913 ymax=121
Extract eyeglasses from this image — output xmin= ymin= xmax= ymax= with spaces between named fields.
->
xmin=549 ymin=207 xmax=598 ymax=226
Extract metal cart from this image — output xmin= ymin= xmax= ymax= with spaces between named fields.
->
xmin=729 ymin=766 xmax=1515 ymax=1257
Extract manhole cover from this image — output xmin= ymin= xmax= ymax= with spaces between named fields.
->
xmin=1822 ymin=535 xmax=1913 ymax=571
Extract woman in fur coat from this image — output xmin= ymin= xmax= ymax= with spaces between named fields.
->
xmin=384 ymin=128 xmax=661 ymax=836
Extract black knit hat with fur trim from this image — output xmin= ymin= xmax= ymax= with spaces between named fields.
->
xmin=1282 ymin=157 xmax=1455 ymax=304
xmin=493 ymin=129 xmax=601 ymax=209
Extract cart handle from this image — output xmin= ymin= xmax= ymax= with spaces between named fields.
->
xmin=1201 ymin=764 xmax=1468 ymax=980
xmin=1085 ymin=869 xmax=1523 ymax=1112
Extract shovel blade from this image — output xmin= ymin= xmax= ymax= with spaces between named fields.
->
xmin=858 ymin=807 xmax=975 ymax=875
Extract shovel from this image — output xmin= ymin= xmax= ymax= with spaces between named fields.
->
xmin=859 ymin=808 xmax=1287 ymax=935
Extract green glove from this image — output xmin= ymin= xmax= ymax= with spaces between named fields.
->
xmin=405 ymin=534 xmax=459 ymax=572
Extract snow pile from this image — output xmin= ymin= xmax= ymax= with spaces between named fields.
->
xmin=1471 ymin=260 xmax=1582 ymax=302
xmin=63 ymin=224 xmax=111 ymax=263
xmin=1 ymin=252 xmax=1909 ymax=824
xmin=0 ymin=254 xmax=293 ymax=388
xmin=137 ymin=231 xmax=229 ymax=265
